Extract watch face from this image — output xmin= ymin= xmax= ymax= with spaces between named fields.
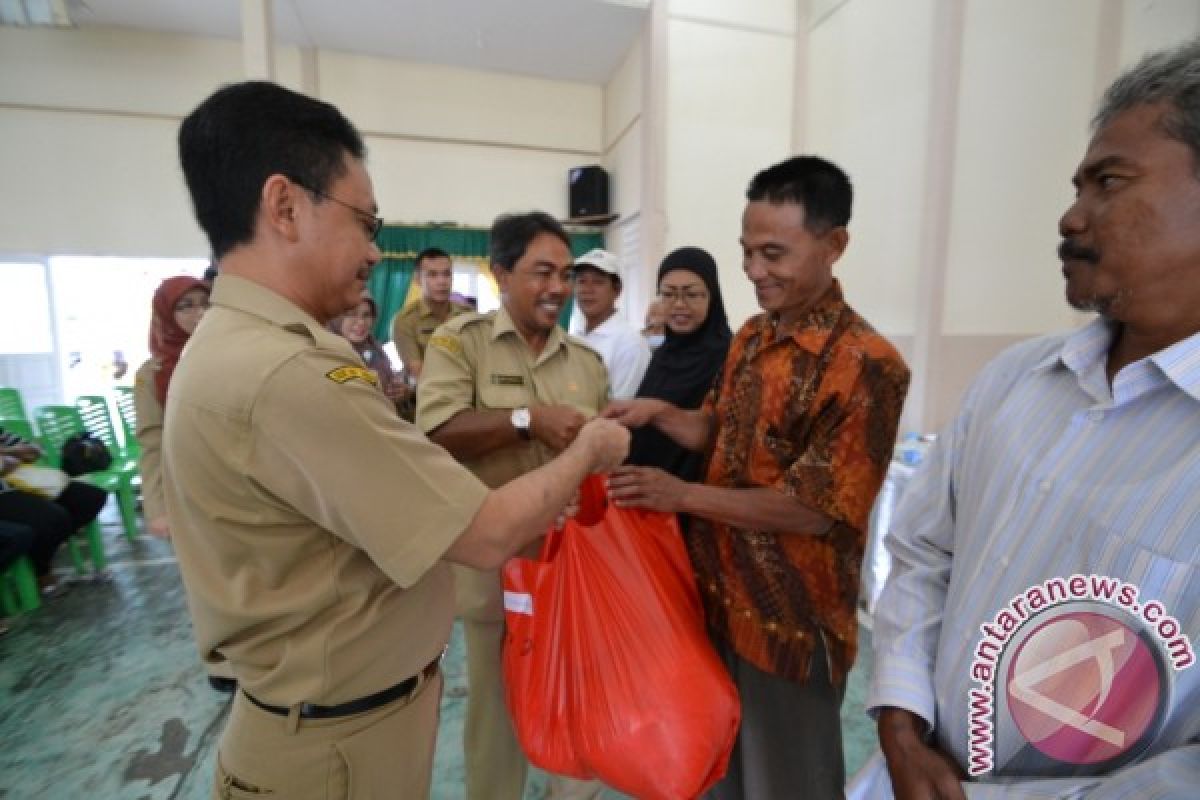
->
xmin=512 ymin=408 xmax=530 ymax=428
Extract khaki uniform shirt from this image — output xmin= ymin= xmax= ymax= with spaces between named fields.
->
xmin=132 ymin=358 xmax=165 ymax=522
xmin=162 ymin=275 xmax=489 ymax=707
xmin=416 ymin=307 xmax=609 ymax=490
xmin=391 ymin=297 xmax=474 ymax=371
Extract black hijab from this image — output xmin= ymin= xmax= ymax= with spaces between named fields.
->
xmin=627 ymin=247 xmax=732 ymax=481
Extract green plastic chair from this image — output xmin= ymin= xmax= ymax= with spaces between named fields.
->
xmin=33 ymin=405 xmax=140 ymax=544
xmin=0 ymin=387 xmax=29 ymax=421
xmin=113 ymin=386 xmax=141 ymax=460
xmin=0 ymin=416 xmax=39 ymax=451
xmin=0 ymin=556 xmax=41 ymax=616
xmin=75 ymin=395 xmax=138 ymax=462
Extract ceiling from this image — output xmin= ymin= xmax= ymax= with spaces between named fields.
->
xmin=33 ymin=0 xmax=649 ymax=85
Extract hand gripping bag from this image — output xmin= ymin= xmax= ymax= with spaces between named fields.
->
xmin=502 ymin=475 xmax=740 ymax=800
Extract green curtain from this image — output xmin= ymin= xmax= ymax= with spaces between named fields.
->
xmin=368 ymin=224 xmax=604 ymax=342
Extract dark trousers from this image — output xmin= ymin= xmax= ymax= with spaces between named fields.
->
xmin=707 ymin=634 xmax=847 ymax=800
xmin=0 ymin=482 xmax=107 ymax=575
xmin=0 ymin=520 xmax=35 ymax=572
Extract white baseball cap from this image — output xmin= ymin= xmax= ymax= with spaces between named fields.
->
xmin=574 ymin=249 xmax=620 ymax=276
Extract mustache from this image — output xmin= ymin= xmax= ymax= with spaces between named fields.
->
xmin=1059 ymin=239 xmax=1099 ymax=263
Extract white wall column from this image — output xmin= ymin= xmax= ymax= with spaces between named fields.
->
xmin=241 ymin=0 xmax=275 ymax=80
xmin=905 ymin=0 xmax=965 ymax=433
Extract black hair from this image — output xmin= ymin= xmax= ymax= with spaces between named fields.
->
xmin=745 ymin=155 xmax=853 ymax=233
xmin=488 ymin=212 xmax=570 ymax=271
xmin=415 ymin=247 xmax=451 ymax=271
xmin=179 ymin=80 xmax=366 ymax=259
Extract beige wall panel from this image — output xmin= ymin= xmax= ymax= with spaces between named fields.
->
xmin=319 ymin=51 xmax=602 ymax=153
xmin=805 ymin=0 xmax=937 ymax=335
xmin=671 ymin=0 xmax=796 ymax=33
xmin=0 ymin=110 xmax=207 ymax=257
xmin=942 ymin=0 xmax=1099 ymax=335
xmin=664 ymin=18 xmax=795 ymax=329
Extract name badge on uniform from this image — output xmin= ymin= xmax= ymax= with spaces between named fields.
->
xmin=490 ymin=374 xmax=525 ymax=387
xmin=419 ymin=327 xmax=436 ymax=335
xmin=326 ymin=366 xmax=379 ymax=387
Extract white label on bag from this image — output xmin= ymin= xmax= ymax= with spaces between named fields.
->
xmin=503 ymin=591 xmax=534 ymax=615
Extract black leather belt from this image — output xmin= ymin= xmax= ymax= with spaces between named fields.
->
xmin=244 ymin=656 xmax=440 ymax=720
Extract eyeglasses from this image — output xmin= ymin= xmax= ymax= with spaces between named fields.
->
xmin=658 ymin=289 xmax=709 ymax=306
xmin=290 ymin=177 xmax=383 ymax=242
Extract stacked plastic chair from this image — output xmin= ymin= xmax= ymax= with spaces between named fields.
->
xmin=0 ymin=387 xmax=29 ymax=421
xmin=112 ymin=386 xmax=140 ymax=461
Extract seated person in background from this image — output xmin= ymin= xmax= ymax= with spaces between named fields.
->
xmin=391 ymin=247 xmax=473 ymax=379
xmin=642 ymin=298 xmax=667 ymax=349
xmin=329 ymin=293 xmax=411 ymax=415
xmin=0 ymin=519 xmax=33 ymax=573
xmin=0 ymin=427 xmax=107 ymax=594
xmin=133 ymin=275 xmax=210 ymax=539
xmin=571 ymin=248 xmax=651 ymax=399
xmin=626 ymin=246 xmax=732 ymax=487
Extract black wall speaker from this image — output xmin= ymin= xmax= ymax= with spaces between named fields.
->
xmin=568 ymin=165 xmax=609 ymax=219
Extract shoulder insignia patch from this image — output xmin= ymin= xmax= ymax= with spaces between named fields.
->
xmin=429 ymin=333 xmax=464 ymax=356
xmin=326 ymin=366 xmax=379 ymax=387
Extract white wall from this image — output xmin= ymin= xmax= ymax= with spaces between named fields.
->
xmin=942 ymin=0 xmax=1099 ymax=337
xmin=805 ymin=0 xmax=937 ymax=335
xmin=0 ymin=25 xmax=604 ymax=259
xmin=663 ymin=2 xmax=797 ymax=328
xmin=804 ymin=0 xmax=1200 ymax=431
xmin=602 ymin=37 xmax=650 ymax=323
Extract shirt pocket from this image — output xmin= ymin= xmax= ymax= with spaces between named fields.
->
xmin=479 ymin=381 xmax=532 ymax=411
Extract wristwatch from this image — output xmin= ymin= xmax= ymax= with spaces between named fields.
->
xmin=511 ymin=407 xmax=532 ymax=440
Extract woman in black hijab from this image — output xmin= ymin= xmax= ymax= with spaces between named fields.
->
xmin=626 ymin=246 xmax=732 ymax=482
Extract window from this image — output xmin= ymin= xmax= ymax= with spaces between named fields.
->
xmin=0 ymin=262 xmax=54 ymax=354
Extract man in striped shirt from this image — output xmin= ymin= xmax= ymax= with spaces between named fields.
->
xmin=864 ymin=39 xmax=1200 ymax=800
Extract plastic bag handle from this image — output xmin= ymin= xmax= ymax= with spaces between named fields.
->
xmin=574 ymin=473 xmax=608 ymax=527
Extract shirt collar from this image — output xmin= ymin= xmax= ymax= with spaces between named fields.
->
xmin=1035 ymin=317 xmax=1200 ymax=405
xmin=755 ymin=278 xmax=848 ymax=355
xmin=491 ymin=304 xmax=567 ymax=362
xmin=1151 ymin=328 xmax=1200 ymax=403
xmin=210 ymin=274 xmax=344 ymax=349
xmin=1035 ymin=317 xmax=1113 ymax=376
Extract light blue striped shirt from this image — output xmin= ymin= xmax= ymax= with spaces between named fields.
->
xmin=866 ymin=319 xmax=1200 ymax=799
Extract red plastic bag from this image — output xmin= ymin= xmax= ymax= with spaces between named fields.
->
xmin=502 ymin=475 xmax=740 ymax=800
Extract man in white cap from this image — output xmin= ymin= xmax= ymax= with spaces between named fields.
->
xmin=571 ymin=248 xmax=651 ymax=398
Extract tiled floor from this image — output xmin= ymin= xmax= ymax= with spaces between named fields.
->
xmin=0 ymin=509 xmax=878 ymax=798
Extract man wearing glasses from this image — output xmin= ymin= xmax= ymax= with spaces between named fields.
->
xmin=605 ymin=156 xmax=910 ymax=798
xmin=169 ymin=82 xmax=628 ymax=799
xmin=418 ymin=211 xmax=610 ymax=800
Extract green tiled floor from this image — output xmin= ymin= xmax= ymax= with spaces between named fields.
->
xmin=0 ymin=510 xmax=878 ymax=798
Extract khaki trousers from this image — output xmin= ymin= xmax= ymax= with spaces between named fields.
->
xmin=457 ymin=566 xmax=604 ymax=800
xmin=211 ymin=670 xmax=442 ymax=800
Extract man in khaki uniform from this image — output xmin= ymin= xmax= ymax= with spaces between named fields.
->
xmin=391 ymin=247 xmax=474 ymax=378
xmin=418 ymin=211 xmax=609 ymax=800
xmin=171 ymin=81 xmax=628 ymax=800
